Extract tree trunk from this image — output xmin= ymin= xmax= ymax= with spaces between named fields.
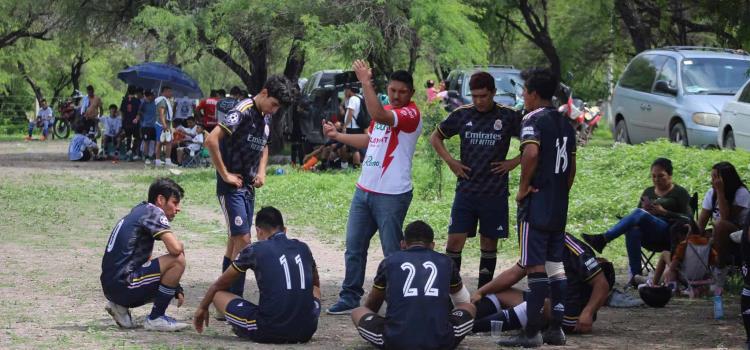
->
xmin=248 ymin=37 xmax=269 ymax=95
xmin=17 ymin=61 xmax=44 ymax=103
xmin=614 ymin=0 xmax=654 ymax=53
xmin=197 ymin=29 xmax=255 ymax=91
xmin=71 ymin=53 xmax=86 ymax=92
xmin=283 ymin=38 xmax=306 ymax=82
xmin=407 ymin=29 xmax=419 ymax=75
xmin=166 ymin=32 xmax=178 ymax=66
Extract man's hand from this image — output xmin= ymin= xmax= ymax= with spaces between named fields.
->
xmin=470 ymin=291 xmax=483 ymax=304
xmin=574 ymin=312 xmax=593 ymax=333
xmin=322 ymin=120 xmax=338 ymax=139
xmin=193 ymin=307 xmax=209 ymax=333
xmin=352 ymin=59 xmax=373 ymax=84
xmin=516 ymin=185 xmax=538 ymax=203
xmin=491 ymin=159 xmax=520 ymax=175
xmin=223 ymin=173 xmax=243 ymax=188
xmin=253 ymin=173 xmax=266 ymax=188
xmin=447 ymin=159 xmax=471 ymax=179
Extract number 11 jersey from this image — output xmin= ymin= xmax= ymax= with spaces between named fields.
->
xmin=372 ymin=246 xmax=462 ymax=349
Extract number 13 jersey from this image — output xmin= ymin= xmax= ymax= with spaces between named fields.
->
xmin=372 ymin=246 xmax=462 ymax=349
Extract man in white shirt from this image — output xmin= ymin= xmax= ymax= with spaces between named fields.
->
xmin=323 ymin=60 xmax=422 ymax=315
xmin=27 ymin=99 xmax=54 ymax=141
xmin=342 ymin=86 xmax=364 ymax=167
xmin=173 ymin=96 xmax=196 ymax=127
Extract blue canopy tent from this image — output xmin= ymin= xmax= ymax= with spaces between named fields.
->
xmin=117 ymin=62 xmax=203 ymax=98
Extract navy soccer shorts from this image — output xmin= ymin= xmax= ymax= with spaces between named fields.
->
xmin=218 ymin=188 xmax=255 ymax=236
xmin=517 ymin=220 xmax=564 ymax=267
xmin=449 ymin=192 xmax=509 ymax=239
xmin=226 ymin=297 xmax=321 ymax=342
xmin=356 ymin=309 xmax=473 ymax=349
xmin=105 ymin=258 xmax=161 ymax=308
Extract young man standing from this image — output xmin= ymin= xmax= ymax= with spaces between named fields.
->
xmin=154 ymin=86 xmax=175 ymax=167
xmin=195 ymin=90 xmax=220 ymax=132
xmin=499 ymin=67 xmax=576 ymax=347
xmin=120 ymin=86 xmax=142 ymax=160
xmin=205 ymin=75 xmax=295 ymax=315
xmin=430 ymin=71 xmax=522 ymax=289
xmin=100 ymin=178 xmax=188 ymax=331
xmin=342 ymin=86 xmax=364 ymax=167
xmin=81 ymin=85 xmax=103 ymax=141
xmin=138 ymin=91 xmax=158 ymax=164
xmin=351 ymin=220 xmax=476 ymax=349
xmin=194 ymin=207 xmax=321 ymax=343
xmin=324 ymin=60 xmax=422 ymax=315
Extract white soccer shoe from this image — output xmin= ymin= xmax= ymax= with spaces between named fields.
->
xmin=154 ymin=159 xmax=164 ymax=167
xmin=144 ymin=315 xmax=189 ymax=332
xmin=105 ymin=301 xmax=135 ymax=329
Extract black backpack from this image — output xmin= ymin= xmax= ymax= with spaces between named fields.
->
xmin=353 ymin=95 xmax=370 ymax=129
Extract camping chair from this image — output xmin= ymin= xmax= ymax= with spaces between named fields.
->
xmin=181 ymin=146 xmax=210 ymax=168
xmin=639 ymin=192 xmax=699 ymax=275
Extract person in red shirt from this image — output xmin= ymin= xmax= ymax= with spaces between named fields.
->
xmin=195 ymin=90 xmax=220 ymax=132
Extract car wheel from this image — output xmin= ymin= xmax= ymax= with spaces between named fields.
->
xmin=724 ymin=129 xmax=736 ymax=150
xmin=669 ymin=122 xmax=688 ymax=146
xmin=614 ymin=119 xmax=630 ymax=144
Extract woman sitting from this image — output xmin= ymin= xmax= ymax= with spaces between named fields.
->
xmin=583 ymin=158 xmax=692 ymax=284
xmin=697 ymin=161 xmax=749 ymax=284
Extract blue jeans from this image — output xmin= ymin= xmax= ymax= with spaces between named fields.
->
xmin=28 ymin=120 xmax=51 ymax=137
xmin=604 ymin=208 xmax=670 ymax=275
xmin=338 ymin=187 xmax=413 ymax=306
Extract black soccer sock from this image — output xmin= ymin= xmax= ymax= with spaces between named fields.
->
xmin=475 ymin=294 xmax=502 ymax=319
xmin=473 ymin=295 xmax=524 ymax=333
xmin=742 ymin=288 xmax=750 ymax=343
xmin=549 ymin=274 xmax=567 ymax=328
xmin=149 ymin=284 xmax=176 ymax=320
xmin=479 ymin=249 xmax=498 ymax=288
xmin=222 ymin=256 xmax=231 ymax=272
xmin=446 ymin=249 xmax=462 ymax=271
xmin=526 ymin=272 xmax=549 ymax=336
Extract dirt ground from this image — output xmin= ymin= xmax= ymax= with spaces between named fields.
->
xmin=0 ymin=140 xmax=745 ymax=349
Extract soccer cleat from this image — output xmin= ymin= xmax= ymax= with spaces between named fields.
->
xmin=105 ymin=301 xmax=135 ymax=329
xmin=542 ymin=326 xmax=566 ymax=346
xmin=144 ymin=315 xmax=189 ymax=332
xmin=496 ymin=331 xmax=543 ymax=348
xmin=144 ymin=158 xmax=151 ymax=165
xmin=326 ymin=301 xmax=356 ymax=315
xmin=582 ymin=233 xmax=607 ymax=254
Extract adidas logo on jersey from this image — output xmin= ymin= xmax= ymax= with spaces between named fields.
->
xmin=553 ymin=303 xmax=565 ymax=312
xmin=237 ymin=302 xmax=244 ymax=307
xmin=466 ymin=121 xmax=473 ymax=126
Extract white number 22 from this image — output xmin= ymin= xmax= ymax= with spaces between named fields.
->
xmin=400 ymin=261 xmax=439 ymax=297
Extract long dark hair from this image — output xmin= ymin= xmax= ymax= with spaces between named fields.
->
xmin=712 ymin=161 xmax=746 ymax=208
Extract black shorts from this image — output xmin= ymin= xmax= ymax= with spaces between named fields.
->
xmin=517 ymin=220 xmax=564 ymax=267
xmin=218 ymin=189 xmax=255 ymax=236
xmin=226 ymin=297 xmax=320 ymax=343
xmin=449 ymin=192 xmax=509 ymax=239
xmin=104 ymin=259 xmax=161 ymax=308
xmin=141 ymin=127 xmax=156 ymax=141
xmin=356 ymin=309 xmax=473 ymax=349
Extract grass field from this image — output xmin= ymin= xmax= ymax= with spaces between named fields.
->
xmin=1 ymin=128 xmax=748 ymax=349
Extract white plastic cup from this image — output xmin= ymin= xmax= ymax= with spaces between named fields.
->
xmin=491 ymin=320 xmax=504 ymax=338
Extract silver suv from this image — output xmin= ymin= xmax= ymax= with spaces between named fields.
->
xmin=608 ymin=47 xmax=750 ymax=146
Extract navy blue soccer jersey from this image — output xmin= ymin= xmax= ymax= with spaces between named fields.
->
xmin=562 ymin=234 xmax=605 ymax=303
xmin=372 ymin=246 xmax=462 ymax=349
xmin=519 ymin=107 xmax=576 ymax=231
xmin=232 ymin=232 xmax=318 ymax=338
xmin=216 ymin=98 xmax=269 ymax=195
xmin=100 ymin=202 xmax=171 ymax=294
xmin=438 ymin=104 xmax=521 ymax=195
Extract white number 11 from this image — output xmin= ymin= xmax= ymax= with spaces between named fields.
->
xmin=279 ymin=254 xmax=306 ymax=290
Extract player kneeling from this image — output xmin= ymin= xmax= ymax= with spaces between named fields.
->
xmin=352 ymin=221 xmax=476 ymax=350
xmin=194 ymin=207 xmax=321 ymax=343
xmin=100 ymin=178 xmax=188 ymax=331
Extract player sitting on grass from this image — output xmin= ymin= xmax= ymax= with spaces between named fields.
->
xmin=471 ymin=233 xmax=614 ymax=336
xmin=194 ymin=207 xmax=321 ymax=343
xmin=351 ymin=220 xmax=476 ymax=350
xmin=100 ymin=178 xmax=188 ymax=331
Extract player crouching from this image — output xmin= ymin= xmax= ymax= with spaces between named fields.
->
xmin=194 ymin=207 xmax=321 ymax=343
xmin=100 ymin=178 xmax=188 ymax=331
xmin=351 ymin=220 xmax=476 ymax=349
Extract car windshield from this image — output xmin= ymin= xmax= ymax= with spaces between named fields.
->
xmin=681 ymin=58 xmax=750 ymax=95
xmin=464 ymin=71 xmax=522 ymax=96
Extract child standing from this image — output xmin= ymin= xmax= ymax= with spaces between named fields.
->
xmin=102 ymin=104 xmax=123 ymax=160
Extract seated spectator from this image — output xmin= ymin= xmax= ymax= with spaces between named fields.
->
xmin=697 ymin=161 xmax=749 ymax=281
xmin=26 ymin=99 xmax=54 ymax=141
xmin=174 ymin=117 xmax=199 ymax=145
xmin=583 ymin=158 xmax=692 ymax=286
xmin=69 ymin=122 xmax=98 ymax=161
xmin=662 ymin=219 xmax=718 ymax=297
xmin=177 ymin=124 xmax=205 ymax=166
xmin=472 ymin=233 xmax=614 ymax=340
xmin=425 ymin=79 xmax=437 ymax=102
xmin=102 ymin=104 xmax=123 ymax=160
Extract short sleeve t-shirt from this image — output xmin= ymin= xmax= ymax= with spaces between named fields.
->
xmin=216 ymin=98 xmax=269 ymax=194
xmin=138 ymin=101 xmax=157 ymax=128
xmin=357 ymin=101 xmax=422 ymax=195
xmin=372 ymin=246 xmax=461 ymax=349
xmin=120 ymin=96 xmax=141 ymax=128
xmin=100 ymin=202 xmax=171 ymax=294
xmin=102 ymin=116 xmax=122 ymax=136
xmin=345 ymin=96 xmax=362 ymax=129
xmin=37 ymin=107 xmax=54 ymax=122
xmin=155 ymin=96 xmax=173 ymax=123
xmin=196 ymin=97 xmax=219 ymax=128
xmin=702 ymin=187 xmax=750 ymax=224
xmin=174 ymin=97 xmax=195 ymax=120
xmin=68 ymin=134 xmax=97 ymax=160
xmin=519 ymin=107 xmax=576 ymax=231
xmin=437 ymin=104 xmax=522 ymax=195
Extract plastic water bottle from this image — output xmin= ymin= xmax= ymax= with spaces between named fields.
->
xmin=713 ymin=288 xmax=724 ymax=320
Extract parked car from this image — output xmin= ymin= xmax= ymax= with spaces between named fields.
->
xmin=444 ymin=65 xmax=523 ymax=109
xmin=719 ymin=79 xmax=750 ymax=151
xmin=608 ymin=46 xmax=750 ymax=146
xmin=301 ymin=70 xmax=343 ymax=97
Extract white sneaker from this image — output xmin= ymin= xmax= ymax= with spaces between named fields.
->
xmin=155 ymin=159 xmax=164 ymax=167
xmin=165 ymin=160 xmax=177 ymax=167
xmin=133 ymin=155 xmax=141 ymax=161
xmin=143 ymin=315 xmax=189 ymax=332
xmin=145 ymin=158 xmax=151 ymax=165
xmin=105 ymin=301 xmax=135 ymax=329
